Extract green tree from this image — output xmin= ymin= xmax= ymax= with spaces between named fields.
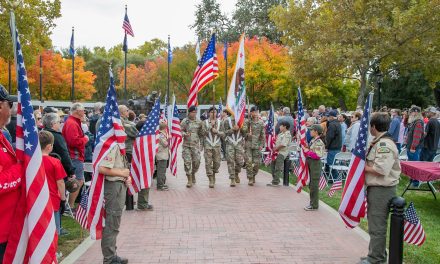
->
xmin=190 ymin=0 xmax=230 ymax=41
xmin=131 ymin=38 xmax=167 ymax=58
xmin=270 ymin=0 xmax=440 ymax=107
xmin=232 ymin=0 xmax=287 ymax=43
xmin=0 ymin=0 xmax=61 ymax=63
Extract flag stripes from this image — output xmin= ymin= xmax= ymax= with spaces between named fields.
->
xmin=328 ymin=180 xmax=342 ymax=197
xmin=170 ymin=97 xmax=182 ymax=176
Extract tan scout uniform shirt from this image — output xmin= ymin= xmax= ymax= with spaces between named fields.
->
xmin=100 ymin=145 xmax=127 ymax=182
xmin=202 ymin=119 xmax=225 ymax=149
xmin=181 ymin=117 xmax=203 ymax=148
xmin=156 ymin=130 xmax=169 ymax=160
xmin=244 ymin=118 xmax=265 ymax=150
xmin=275 ymin=130 xmax=291 ymax=157
xmin=365 ymin=133 xmax=401 ymax=187
xmin=309 ymin=137 xmax=325 ymax=158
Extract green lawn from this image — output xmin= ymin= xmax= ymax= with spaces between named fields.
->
xmin=260 ymin=165 xmax=440 ymax=264
xmin=58 ymin=215 xmax=89 ymax=261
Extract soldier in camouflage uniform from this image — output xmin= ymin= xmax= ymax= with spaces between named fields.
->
xmin=268 ymin=120 xmax=291 ymax=186
xmin=221 ymin=111 xmax=247 ymax=186
xmin=244 ymin=106 xmax=265 ymax=186
xmin=202 ymin=106 xmax=224 ymax=188
xmin=181 ymin=105 xmax=203 ymax=188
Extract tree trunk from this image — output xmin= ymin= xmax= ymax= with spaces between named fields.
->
xmin=357 ymin=70 xmax=368 ymax=108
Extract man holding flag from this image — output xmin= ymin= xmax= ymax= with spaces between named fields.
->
xmin=361 ymin=112 xmax=401 ymax=264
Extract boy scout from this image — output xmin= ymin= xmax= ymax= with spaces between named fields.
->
xmin=244 ymin=106 xmax=265 ymax=186
xmin=156 ymin=120 xmax=169 ymax=191
xmin=181 ymin=105 xmax=203 ymax=187
xmin=202 ymin=107 xmax=224 ymax=188
xmin=361 ymin=112 xmax=401 ymax=264
xmin=268 ymin=121 xmax=291 ymax=186
xmin=99 ymin=144 xmax=131 ymax=264
xmin=303 ymin=124 xmax=325 ymax=211
xmin=221 ymin=111 xmax=247 ymax=186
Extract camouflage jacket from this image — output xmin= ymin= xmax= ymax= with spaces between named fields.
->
xmin=181 ymin=117 xmax=203 ymax=148
xmin=201 ymin=118 xmax=225 ymax=149
xmin=121 ymin=117 xmax=138 ymax=154
xmin=221 ymin=117 xmax=248 ymax=146
xmin=243 ymin=118 xmax=265 ymax=149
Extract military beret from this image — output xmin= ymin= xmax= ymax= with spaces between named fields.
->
xmin=208 ymin=106 xmax=217 ymax=113
xmin=188 ymin=105 xmax=197 ymax=113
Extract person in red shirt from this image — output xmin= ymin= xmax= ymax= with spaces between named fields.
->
xmin=39 ymin=131 xmax=67 ymax=236
xmin=0 ymin=85 xmax=21 ymax=262
xmin=62 ymin=103 xmax=89 ymax=209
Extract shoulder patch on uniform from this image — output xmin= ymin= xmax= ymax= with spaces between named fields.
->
xmin=380 ymin=142 xmax=386 ymax=147
xmin=377 ymin=147 xmax=390 ymax=153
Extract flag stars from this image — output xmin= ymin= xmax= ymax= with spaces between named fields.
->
xmin=25 ymin=142 xmax=33 ymax=150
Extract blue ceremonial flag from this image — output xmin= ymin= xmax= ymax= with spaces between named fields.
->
xmin=223 ymin=40 xmax=227 ymax=59
xmin=168 ymin=41 xmax=173 ymax=63
xmin=69 ymin=29 xmax=75 ymax=56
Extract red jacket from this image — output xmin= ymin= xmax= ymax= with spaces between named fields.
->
xmin=0 ymin=133 xmax=22 ymax=243
xmin=62 ymin=115 xmax=88 ymax=162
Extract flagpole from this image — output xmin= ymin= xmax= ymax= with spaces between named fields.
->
xmin=71 ymin=26 xmax=75 ymax=102
xmin=39 ymin=54 xmax=43 ymax=102
xmin=8 ymin=60 xmax=11 ymax=93
xmin=124 ymin=5 xmax=128 ymax=102
xmin=10 ymin=12 xmax=19 ymax=85
xmin=167 ymin=35 xmax=170 ymax=112
xmin=224 ymin=39 xmax=227 ymax=102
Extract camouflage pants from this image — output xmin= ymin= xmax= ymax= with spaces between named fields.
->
xmin=182 ymin=146 xmax=201 ymax=177
xmin=246 ymin=148 xmax=261 ymax=179
xmin=204 ymin=147 xmax=221 ymax=177
xmin=225 ymin=143 xmax=244 ymax=179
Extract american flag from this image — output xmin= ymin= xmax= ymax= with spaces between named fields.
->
xmin=264 ymin=104 xmax=277 ymax=166
xmin=170 ymin=96 xmax=182 ymax=176
xmin=187 ymin=33 xmax=219 ymax=108
xmin=75 ymin=191 xmax=88 ymax=229
xmin=87 ymin=70 xmax=127 ymax=240
xmin=295 ymin=88 xmax=310 ymax=193
xmin=122 ymin=11 xmax=134 ymax=37
xmin=3 ymin=18 xmax=57 ymax=263
xmin=328 ymin=180 xmax=342 ymax=197
xmin=129 ymin=98 xmax=161 ymax=193
xmin=404 ymin=202 xmax=426 ymax=246
xmin=319 ymin=174 xmax=328 ymax=190
xmin=338 ymin=93 xmax=372 ymax=228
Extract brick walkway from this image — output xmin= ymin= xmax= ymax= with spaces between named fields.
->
xmin=73 ymin=155 xmax=368 ymax=264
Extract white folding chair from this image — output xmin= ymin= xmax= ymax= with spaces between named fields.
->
xmin=329 ymin=152 xmax=352 ymax=182
xmin=83 ymin=162 xmax=93 ymax=192
xmin=399 ymin=149 xmax=408 ymax=161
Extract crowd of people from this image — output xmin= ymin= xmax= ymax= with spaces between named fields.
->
xmin=2 ymin=80 xmax=440 ymax=263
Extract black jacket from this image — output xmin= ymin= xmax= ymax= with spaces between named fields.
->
xmin=45 ymin=127 xmax=76 ymax=175
xmin=325 ymin=119 xmax=342 ymax=150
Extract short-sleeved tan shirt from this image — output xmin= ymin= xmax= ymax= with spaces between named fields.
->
xmin=365 ymin=134 xmax=401 ymax=187
xmin=276 ymin=130 xmax=291 ymax=157
xmin=100 ymin=145 xmax=127 ymax=182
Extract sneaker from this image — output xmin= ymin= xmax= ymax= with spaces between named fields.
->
xmin=136 ymin=204 xmax=154 ymax=211
xmin=59 ymin=228 xmax=69 ymax=236
xmin=56 ymin=252 xmax=63 ymax=261
xmin=304 ymin=205 xmax=318 ymax=211
xmin=157 ymin=187 xmax=169 ymax=191
xmin=266 ymin=183 xmax=280 ymax=187
xmin=110 ymin=255 xmax=128 ymax=264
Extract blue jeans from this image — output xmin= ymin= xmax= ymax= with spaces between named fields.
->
xmin=396 ymin=143 xmax=402 ymax=154
xmin=54 ymin=211 xmax=60 ymax=235
xmin=407 ymin=147 xmax=422 ymax=186
xmin=326 ymin=149 xmax=340 ymax=181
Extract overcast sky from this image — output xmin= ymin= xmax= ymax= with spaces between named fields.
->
xmin=51 ymin=0 xmax=237 ymax=51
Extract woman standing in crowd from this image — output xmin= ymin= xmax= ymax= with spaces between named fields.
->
xmin=344 ymin=112 xmax=362 ymax=152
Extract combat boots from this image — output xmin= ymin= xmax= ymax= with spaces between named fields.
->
xmin=230 ymin=178 xmax=236 ymax=187
xmin=248 ymin=177 xmax=254 ymax=186
xmin=235 ymin=174 xmax=240 ymax=184
xmin=186 ymin=175 xmax=192 ymax=188
xmin=192 ymin=174 xmax=196 ymax=184
xmin=208 ymin=176 xmax=214 ymax=188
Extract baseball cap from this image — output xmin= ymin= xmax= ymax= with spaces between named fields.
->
xmin=43 ymin=106 xmax=58 ymax=114
xmin=427 ymin=107 xmax=437 ymax=113
xmin=328 ymin=110 xmax=338 ymax=117
xmin=409 ymin=106 xmax=421 ymax=113
xmin=208 ymin=106 xmax=217 ymax=113
xmin=310 ymin=124 xmax=323 ymax=134
xmin=0 ymin=84 xmax=17 ymax=103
